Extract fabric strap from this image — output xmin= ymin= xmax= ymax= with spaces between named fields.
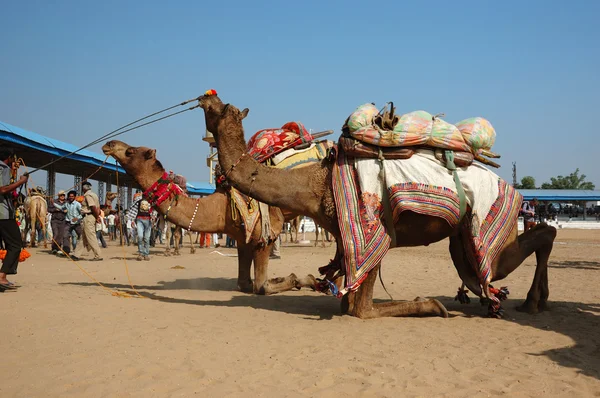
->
xmin=444 ymin=150 xmax=467 ymax=221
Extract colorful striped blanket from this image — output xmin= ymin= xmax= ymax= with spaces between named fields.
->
xmin=332 ymin=148 xmax=522 ymax=296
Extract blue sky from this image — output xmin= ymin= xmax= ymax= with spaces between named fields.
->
xmin=1 ymin=0 xmax=598 ymax=189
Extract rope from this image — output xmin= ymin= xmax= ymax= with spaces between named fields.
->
xmin=378 ymin=264 xmax=394 ymax=301
xmin=51 ymin=236 xmax=132 ymax=298
xmin=19 ymin=157 xmax=110 ymax=200
xmin=25 ymin=99 xmax=201 ymax=175
xmin=115 ymin=163 xmax=145 ymax=298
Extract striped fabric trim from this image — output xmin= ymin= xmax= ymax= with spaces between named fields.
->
xmin=389 ymin=183 xmax=461 ymax=226
xmin=463 ymin=179 xmax=523 ymax=287
xmin=332 ymin=150 xmax=391 ymax=292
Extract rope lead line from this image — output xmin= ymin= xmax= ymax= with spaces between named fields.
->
xmin=26 ymin=96 xmax=202 ymax=175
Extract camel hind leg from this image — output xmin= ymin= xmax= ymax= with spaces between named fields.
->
xmin=492 ymin=223 xmax=557 ymax=314
xmin=345 ymin=264 xmax=449 ymax=319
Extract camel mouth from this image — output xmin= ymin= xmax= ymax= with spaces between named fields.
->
xmin=101 ymin=143 xmax=112 ymax=155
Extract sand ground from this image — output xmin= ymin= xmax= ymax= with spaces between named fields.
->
xmin=1 ymin=229 xmax=599 ymax=397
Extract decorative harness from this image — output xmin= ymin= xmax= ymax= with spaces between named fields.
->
xmin=143 ymin=172 xmax=185 ymax=207
xmin=142 ymin=172 xmax=203 ymax=230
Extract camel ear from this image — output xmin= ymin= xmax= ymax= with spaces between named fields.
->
xmin=241 ymin=108 xmax=249 ymax=119
xmin=145 ymin=149 xmax=156 ymax=160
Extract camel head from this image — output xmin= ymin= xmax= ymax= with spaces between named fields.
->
xmin=102 ymin=140 xmax=164 ymax=185
xmin=105 ymin=192 xmax=118 ymax=203
xmin=197 ymin=92 xmax=249 ymax=143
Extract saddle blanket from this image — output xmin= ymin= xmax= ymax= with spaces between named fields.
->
xmin=332 ymin=148 xmax=522 ymax=295
xmin=271 ymin=141 xmax=334 ymax=170
xmin=230 ymin=187 xmax=276 ymax=244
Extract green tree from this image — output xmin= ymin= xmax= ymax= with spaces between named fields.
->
xmin=518 ymin=176 xmax=536 ymax=189
xmin=540 ymin=168 xmax=595 ymax=190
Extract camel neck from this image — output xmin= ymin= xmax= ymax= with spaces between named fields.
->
xmin=133 ymin=169 xmax=228 ymax=233
xmin=213 ymin=122 xmax=324 ymax=220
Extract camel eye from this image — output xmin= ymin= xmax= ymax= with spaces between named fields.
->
xmin=125 ymin=147 xmax=136 ymax=156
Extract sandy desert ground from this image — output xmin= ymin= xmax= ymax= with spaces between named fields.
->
xmin=1 ymin=229 xmax=599 ymax=397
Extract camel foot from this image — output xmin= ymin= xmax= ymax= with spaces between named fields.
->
xmin=174 ymin=251 xmax=181 ymax=256
xmin=454 ymin=288 xmax=471 ymax=304
xmin=516 ymin=298 xmax=548 ymax=314
xmin=294 ymin=274 xmax=317 ymax=290
xmin=238 ymin=279 xmax=254 ymax=293
xmin=190 ymin=248 xmax=196 ymax=254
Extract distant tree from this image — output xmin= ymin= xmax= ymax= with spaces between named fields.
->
xmin=540 ymin=168 xmax=595 ymax=190
xmin=518 ymin=176 xmax=536 ymax=189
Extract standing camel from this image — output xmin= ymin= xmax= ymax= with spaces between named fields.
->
xmin=283 ymin=215 xmax=300 ymax=243
xmin=102 ymin=140 xmax=315 ymax=294
xmin=23 ymin=190 xmax=48 ymax=248
xmin=105 ymin=192 xmax=118 ymax=209
xmin=159 ymin=215 xmax=196 ymax=255
xmin=197 ymin=93 xmax=557 ymax=319
xmin=314 ymin=222 xmax=333 ymax=248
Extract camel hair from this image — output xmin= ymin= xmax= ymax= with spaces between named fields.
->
xmin=197 ymin=93 xmax=557 ymax=319
xmin=102 ymin=140 xmax=315 ymax=294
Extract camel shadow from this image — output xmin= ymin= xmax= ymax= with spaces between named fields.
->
xmin=435 ymin=295 xmax=600 ymax=381
xmin=62 ymin=279 xmax=339 ymax=319
xmin=124 ymin=290 xmax=339 ymax=319
xmin=61 ymin=277 xmax=239 ymax=292
xmin=549 ymin=261 xmax=600 ymax=271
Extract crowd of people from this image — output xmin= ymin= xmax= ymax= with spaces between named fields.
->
xmin=0 ymin=147 xmax=281 ymax=292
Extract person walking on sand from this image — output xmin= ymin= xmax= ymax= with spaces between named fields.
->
xmin=0 ymin=148 xmax=29 ymax=290
xmin=71 ymin=181 xmax=103 ymax=261
xmin=522 ymin=198 xmax=538 ymax=232
xmin=48 ymin=190 xmax=68 ymax=254
xmin=127 ymin=195 xmax=152 ymax=261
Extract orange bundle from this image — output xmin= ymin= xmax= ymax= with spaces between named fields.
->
xmin=0 ymin=249 xmax=31 ymax=262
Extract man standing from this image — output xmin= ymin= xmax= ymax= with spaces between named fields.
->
xmin=522 ymin=198 xmax=538 ymax=232
xmin=127 ymin=195 xmax=152 ymax=261
xmin=71 ymin=181 xmax=102 ymax=261
xmin=0 ymin=148 xmax=29 ymax=290
xmin=65 ymin=190 xmax=82 ymax=254
xmin=48 ymin=190 xmax=68 ymax=254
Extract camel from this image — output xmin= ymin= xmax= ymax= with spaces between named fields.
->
xmin=102 ymin=140 xmax=316 ymax=294
xmin=23 ymin=190 xmax=48 ymax=248
xmin=314 ymin=222 xmax=333 ymax=248
xmin=158 ymin=213 xmax=196 ymax=256
xmin=197 ymin=93 xmax=557 ymax=319
xmin=283 ymin=215 xmax=300 ymax=243
xmin=105 ymin=192 xmax=118 ymax=209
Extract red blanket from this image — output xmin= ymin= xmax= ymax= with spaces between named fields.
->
xmin=247 ymin=122 xmax=313 ymax=163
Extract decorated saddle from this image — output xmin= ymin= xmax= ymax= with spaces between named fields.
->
xmin=247 ymin=121 xmax=314 ymax=163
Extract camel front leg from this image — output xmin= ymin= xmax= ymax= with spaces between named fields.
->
xmin=173 ymin=227 xmax=181 ymax=256
xmin=236 ymin=243 xmax=254 ymax=293
xmin=252 ymin=243 xmax=317 ymax=295
xmin=346 ymin=264 xmax=449 ymax=319
xmin=187 ymin=232 xmax=196 ymax=254
xmin=164 ymin=225 xmax=172 ymax=256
